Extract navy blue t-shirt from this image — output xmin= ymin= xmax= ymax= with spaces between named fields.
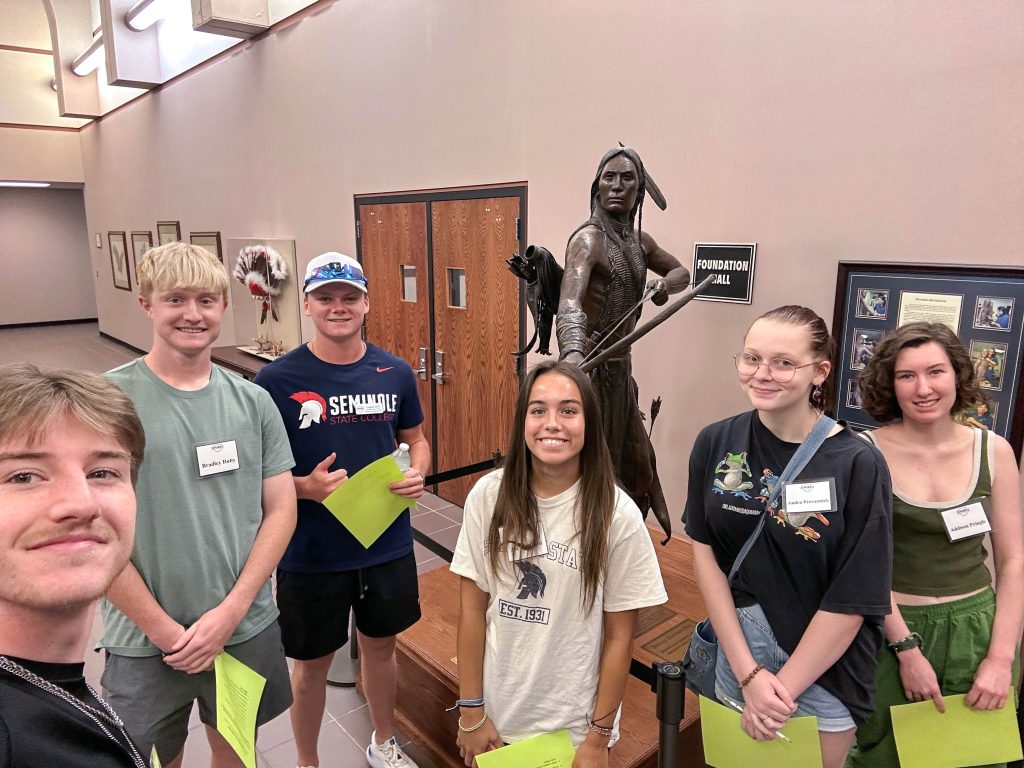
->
xmin=255 ymin=343 xmax=424 ymax=571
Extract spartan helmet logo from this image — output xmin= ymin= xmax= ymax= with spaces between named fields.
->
xmin=289 ymin=391 xmax=328 ymax=430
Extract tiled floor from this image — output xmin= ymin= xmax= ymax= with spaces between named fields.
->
xmin=1 ymin=322 xmax=462 ymax=768
xmin=0 ymin=321 xmax=142 ymax=373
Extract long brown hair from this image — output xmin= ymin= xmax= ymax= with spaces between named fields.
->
xmin=486 ymin=361 xmax=616 ymax=613
xmin=858 ymin=321 xmax=981 ymax=422
xmin=751 ymin=305 xmax=836 ymax=412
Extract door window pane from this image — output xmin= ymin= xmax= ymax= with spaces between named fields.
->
xmin=401 ymin=265 xmax=417 ymax=302
xmin=448 ymin=268 xmax=467 ymax=308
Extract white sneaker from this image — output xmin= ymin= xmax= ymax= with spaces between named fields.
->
xmin=365 ymin=730 xmax=419 ymax=768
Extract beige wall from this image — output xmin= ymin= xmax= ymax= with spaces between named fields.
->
xmin=0 ymin=187 xmax=96 ymax=325
xmin=76 ymin=0 xmax=1024 ymax=507
xmin=0 ymin=126 xmax=84 ymax=182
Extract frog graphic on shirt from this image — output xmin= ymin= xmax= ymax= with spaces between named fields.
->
xmin=712 ymin=452 xmax=754 ymax=498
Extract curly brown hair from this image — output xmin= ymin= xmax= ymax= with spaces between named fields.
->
xmin=858 ymin=322 xmax=982 ymax=423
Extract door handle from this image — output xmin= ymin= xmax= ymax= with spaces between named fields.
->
xmin=414 ymin=347 xmax=428 ymax=381
xmin=432 ymin=350 xmax=446 ymax=383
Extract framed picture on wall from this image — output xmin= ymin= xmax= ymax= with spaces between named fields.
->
xmin=131 ymin=231 xmax=153 ymax=275
xmin=190 ymin=231 xmax=223 ymax=262
xmin=833 ymin=261 xmax=1024 ymax=461
xmin=108 ymin=232 xmax=132 ymax=292
xmin=157 ymin=220 xmax=181 ymax=245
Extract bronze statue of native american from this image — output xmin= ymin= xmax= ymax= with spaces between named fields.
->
xmin=558 ymin=147 xmax=690 ymax=540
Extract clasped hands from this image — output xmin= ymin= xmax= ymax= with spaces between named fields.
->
xmin=739 ymin=670 xmax=798 ymax=741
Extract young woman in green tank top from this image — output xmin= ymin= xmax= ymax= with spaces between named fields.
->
xmin=847 ymin=322 xmax=1023 ymax=768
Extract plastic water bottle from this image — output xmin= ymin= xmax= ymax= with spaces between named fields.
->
xmin=391 ymin=442 xmax=411 ymax=472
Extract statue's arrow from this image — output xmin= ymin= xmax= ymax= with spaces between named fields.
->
xmin=581 ymin=274 xmax=715 ymax=374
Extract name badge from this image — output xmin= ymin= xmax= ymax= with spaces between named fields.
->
xmin=196 ymin=440 xmax=240 ymax=477
xmin=355 ymin=401 xmax=385 ymax=415
xmin=503 ymin=525 xmax=549 ymax=561
xmin=941 ymin=498 xmax=992 ymax=542
xmin=783 ymin=478 xmax=837 ymax=514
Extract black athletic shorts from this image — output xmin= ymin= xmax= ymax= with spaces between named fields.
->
xmin=275 ymin=550 xmax=421 ymax=660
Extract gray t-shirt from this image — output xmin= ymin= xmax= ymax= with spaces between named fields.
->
xmin=102 ymin=359 xmax=294 ymax=656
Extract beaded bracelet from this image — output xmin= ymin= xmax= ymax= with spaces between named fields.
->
xmin=588 ymin=721 xmax=614 ymax=737
xmin=738 ymin=663 xmax=765 ymax=689
xmin=458 ymin=712 xmax=489 ymax=733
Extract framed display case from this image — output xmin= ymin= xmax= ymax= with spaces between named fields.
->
xmin=833 ymin=262 xmax=1024 ymax=460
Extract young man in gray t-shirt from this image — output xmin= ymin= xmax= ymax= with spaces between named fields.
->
xmin=101 ymin=242 xmax=297 ymax=767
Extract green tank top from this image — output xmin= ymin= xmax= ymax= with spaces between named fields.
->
xmin=864 ymin=428 xmax=993 ymax=596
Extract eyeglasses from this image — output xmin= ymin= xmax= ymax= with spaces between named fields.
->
xmin=303 ymin=262 xmax=368 ymax=291
xmin=734 ymin=353 xmax=820 ymax=383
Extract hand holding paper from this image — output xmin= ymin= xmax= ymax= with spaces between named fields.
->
xmin=474 ymin=729 xmax=575 ymax=768
xmin=322 ymin=454 xmax=414 ymax=548
xmin=699 ymin=695 xmax=821 ymax=768
xmin=891 ymin=693 xmax=1022 ymax=768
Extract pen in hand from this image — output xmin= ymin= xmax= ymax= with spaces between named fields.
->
xmin=722 ymin=698 xmax=793 ymax=743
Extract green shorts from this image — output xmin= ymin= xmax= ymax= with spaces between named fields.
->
xmin=847 ymin=588 xmax=1018 ymax=768
xmin=101 ymin=621 xmax=292 ymax=765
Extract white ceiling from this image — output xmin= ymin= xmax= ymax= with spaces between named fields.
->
xmin=1 ymin=0 xmax=319 ymax=130
xmin=0 ymin=0 xmax=90 ymax=128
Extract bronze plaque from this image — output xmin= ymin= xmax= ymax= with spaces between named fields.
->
xmin=633 ymin=604 xmax=676 ymax=637
xmin=642 ymin=618 xmax=697 ymax=662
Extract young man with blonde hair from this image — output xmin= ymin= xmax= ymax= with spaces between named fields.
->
xmin=101 ymin=242 xmax=297 ymax=767
xmin=0 ymin=363 xmax=146 ymax=766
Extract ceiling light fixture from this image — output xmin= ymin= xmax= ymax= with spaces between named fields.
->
xmin=0 ymin=182 xmax=52 ymax=188
xmin=71 ymin=35 xmax=104 ymax=76
xmin=125 ymin=0 xmax=169 ymax=31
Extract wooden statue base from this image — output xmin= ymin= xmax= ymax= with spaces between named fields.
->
xmin=395 ymin=528 xmax=709 ymax=767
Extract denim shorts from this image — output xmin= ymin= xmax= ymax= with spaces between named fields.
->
xmin=714 ymin=603 xmax=856 ymax=733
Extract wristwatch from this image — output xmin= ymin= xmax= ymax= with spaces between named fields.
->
xmin=887 ymin=632 xmax=924 ymax=654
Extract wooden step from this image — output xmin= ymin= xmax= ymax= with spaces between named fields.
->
xmin=395 ymin=527 xmax=709 ymax=767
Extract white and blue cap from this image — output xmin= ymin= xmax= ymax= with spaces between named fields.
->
xmin=303 ymin=252 xmax=368 ymax=294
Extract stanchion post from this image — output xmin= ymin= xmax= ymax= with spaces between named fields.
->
xmin=655 ymin=661 xmax=685 ymax=768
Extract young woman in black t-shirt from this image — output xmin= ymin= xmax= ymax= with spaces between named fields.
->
xmin=684 ymin=305 xmax=893 ymax=768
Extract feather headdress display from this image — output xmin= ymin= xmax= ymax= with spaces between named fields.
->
xmin=233 ymin=244 xmax=288 ymax=323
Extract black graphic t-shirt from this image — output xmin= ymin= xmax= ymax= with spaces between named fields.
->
xmin=0 ymin=657 xmax=142 ymax=767
xmin=683 ymin=410 xmax=893 ymax=725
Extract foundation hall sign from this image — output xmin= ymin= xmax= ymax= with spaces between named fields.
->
xmin=691 ymin=243 xmax=757 ymax=304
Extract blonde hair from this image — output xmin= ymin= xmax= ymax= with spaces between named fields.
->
xmin=137 ymin=242 xmax=230 ymax=299
xmin=0 ymin=364 xmax=145 ymax=484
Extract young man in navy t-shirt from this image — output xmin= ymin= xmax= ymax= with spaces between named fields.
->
xmin=255 ymin=252 xmax=429 ymax=768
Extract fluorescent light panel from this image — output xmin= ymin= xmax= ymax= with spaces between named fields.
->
xmin=71 ymin=36 xmax=104 ymax=76
xmin=0 ymin=182 xmax=52 ymax=188
xmin=125 ymin=0 xmax=169 ymax=31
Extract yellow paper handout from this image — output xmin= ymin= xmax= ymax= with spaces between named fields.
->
xmin=214 ymin=652 xmax=267 ymax=768
xmin=474 ymin=729 xmax=575 ymax=768
xmin=322 ymin=454 xmax=414 ymax=548
xmin=699 ymin=695 xmax=822 ymax=768
xmin=891 ymin=693 xmax=1022 ymax=768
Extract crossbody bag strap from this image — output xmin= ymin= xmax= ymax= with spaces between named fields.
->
xmin=726 ymin=414 xmax=838 ymax=584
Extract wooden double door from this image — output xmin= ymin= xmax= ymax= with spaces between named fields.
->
xmin=356 ymin=188 xmax=524 ymax=506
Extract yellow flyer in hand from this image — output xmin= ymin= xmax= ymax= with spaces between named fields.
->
xmin=322 ymin=454 xmax=414 ymax=548
xmin=699 ymin=695 xmax=822 ymax=768
xmin=214 ymin=652 xmax=267 ymax=768
xmin=474 ymin=729 xmax=575 ymax=768
xmin=891 ymin=693 xmax=1022 ymax=768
